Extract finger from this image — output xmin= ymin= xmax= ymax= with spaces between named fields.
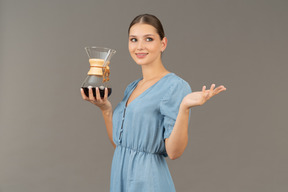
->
xmin=205 ymin=84 xmax=215 ymax=100
xmin=202 ymin=85 xmax=208 ymax=103
xmin=212 ymin=85 xmax=222 ymax=93
xmin=214 ymin=86 xmax=226 ymax=95
xmin=80 ymin=88 xmax=88 ymax=100
xmin=208 ymin=84 xmax=215 ymax=98
xmin=202 ymin=85 xmax=206 ymax=97
xmin=103 ymin=87 xmax=108 ymax=100
xmin=202 ymin=85 xmax=206 ymax=93
xmin=210 ymin=84 xmax=215 ymax=91
xmin=95 ymin=87 xmax=101 ymax=101
xmin=89 ymin=87 xmax=96 ymax=101
xmin=221 ymin=86 xmax=227 ymax=91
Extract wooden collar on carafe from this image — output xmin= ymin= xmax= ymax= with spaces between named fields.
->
xmin=88 ymin=59 xmax=110 ymax=82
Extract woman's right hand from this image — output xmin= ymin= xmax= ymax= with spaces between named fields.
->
xmin=80 ymin=87 xmax=112 ymax=112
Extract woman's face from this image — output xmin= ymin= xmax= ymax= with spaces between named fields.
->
xmin=128 ymin=23 xmax=167 ymax=66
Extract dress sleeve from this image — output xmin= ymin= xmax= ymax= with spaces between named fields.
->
xmin=160 ymin=79 xmax=192 ymax=139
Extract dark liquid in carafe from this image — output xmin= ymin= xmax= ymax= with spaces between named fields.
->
xmin=82 ymin=87 xmax=112 ymax=98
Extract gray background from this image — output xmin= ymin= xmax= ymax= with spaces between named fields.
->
xmin=0 ymin=0 xmax=287 ymax=191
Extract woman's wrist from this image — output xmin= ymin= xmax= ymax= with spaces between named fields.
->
xmin=179 ymin=103 xmax=190 ymax=113
xmin=101 ymin=108 xmax=112 ymax=116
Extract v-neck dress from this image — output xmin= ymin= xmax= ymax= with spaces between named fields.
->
xmin=110 ymin=73 xmax=192 ymax=192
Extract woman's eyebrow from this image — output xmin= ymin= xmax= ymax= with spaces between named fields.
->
xmin=144 ymin=34 xmax=155 ymax=37
xmin=129 ymin=34 xmax=155 ymax=37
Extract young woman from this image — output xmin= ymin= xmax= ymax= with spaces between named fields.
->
xmin=81 ymin=14 xmax=226 ymax=192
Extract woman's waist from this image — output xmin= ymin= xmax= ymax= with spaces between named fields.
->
xmin=115 ymin=144 xmax=167 ymax=156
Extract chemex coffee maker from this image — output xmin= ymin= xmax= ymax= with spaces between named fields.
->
xmin=81 ymin=47 xmax=116 ymax=98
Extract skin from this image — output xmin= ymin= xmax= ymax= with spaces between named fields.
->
xmin=80 ymin=23 xmax=227 ymax=159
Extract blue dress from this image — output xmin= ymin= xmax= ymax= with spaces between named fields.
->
xmin=110 ymin=73 xmax=192 ymax=192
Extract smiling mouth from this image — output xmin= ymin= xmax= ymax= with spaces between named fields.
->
xmin=135 ymin=53 xmax=148 ymax=58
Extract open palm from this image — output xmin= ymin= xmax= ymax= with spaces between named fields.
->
xmin=182 ymin=84 xmax=227 ymax=108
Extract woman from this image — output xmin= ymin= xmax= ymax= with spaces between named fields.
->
xmin=81 ymin=14 xmax=226 ymax=192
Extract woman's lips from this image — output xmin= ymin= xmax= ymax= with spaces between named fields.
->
xmin=136 ymin=53 xmax=148 ymax=58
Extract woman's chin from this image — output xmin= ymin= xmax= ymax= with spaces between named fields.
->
xmin=134 ymin=60 xmax=148 ymax=66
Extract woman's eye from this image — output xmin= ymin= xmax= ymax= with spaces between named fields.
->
xmin=130 ymin=38 xmax=137 ymax=42
xmin=146 ymin=38 xmax=153 ymax=42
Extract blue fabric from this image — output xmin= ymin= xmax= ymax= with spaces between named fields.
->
xmin=110 ymin=73 xmax=192 ymax=192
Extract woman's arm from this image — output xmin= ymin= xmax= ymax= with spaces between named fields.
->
xmin=165 ymin=84 xmax=226 ymax=160
xmin=165 ymin=104 xmax=189 ymax=160
xmin=81 ymin=87 xmax=116 ymax=149
xmin=102 ymin=109 xmax=116 ymax=149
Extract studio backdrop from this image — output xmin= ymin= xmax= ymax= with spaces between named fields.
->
xmin=0 ymin=0 xmax=287 ymax=192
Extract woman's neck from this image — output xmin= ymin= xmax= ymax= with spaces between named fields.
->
xmin=140 ymin=61 xmax=169 ymax=82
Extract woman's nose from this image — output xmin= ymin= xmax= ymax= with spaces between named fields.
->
xmin=136 ymin=40 xmax=145 ymax=50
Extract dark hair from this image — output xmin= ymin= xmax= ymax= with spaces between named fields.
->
xmin=128 ymin=14 xmax=165 ymax=40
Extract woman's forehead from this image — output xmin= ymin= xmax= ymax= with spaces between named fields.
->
xmin=129 ymin=23 xmax=157 ymax=36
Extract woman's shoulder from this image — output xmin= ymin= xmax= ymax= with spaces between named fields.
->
xmin=167 ymin=73 xmax=188 ymax=82
xmin=160 ymin=73 xmax=192 ymax=103
xmin=165 ymin=73 xmax=191 ymax=91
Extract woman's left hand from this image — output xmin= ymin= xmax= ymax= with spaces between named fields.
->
xmin=181 ymin=84 xmax=227 ymax=109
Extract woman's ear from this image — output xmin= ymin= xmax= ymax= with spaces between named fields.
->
xmin=161 ymin=37 xmax=168 ymax=52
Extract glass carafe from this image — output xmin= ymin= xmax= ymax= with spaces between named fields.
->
xmin=81 ymin=47 xmax=116 ymax=98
